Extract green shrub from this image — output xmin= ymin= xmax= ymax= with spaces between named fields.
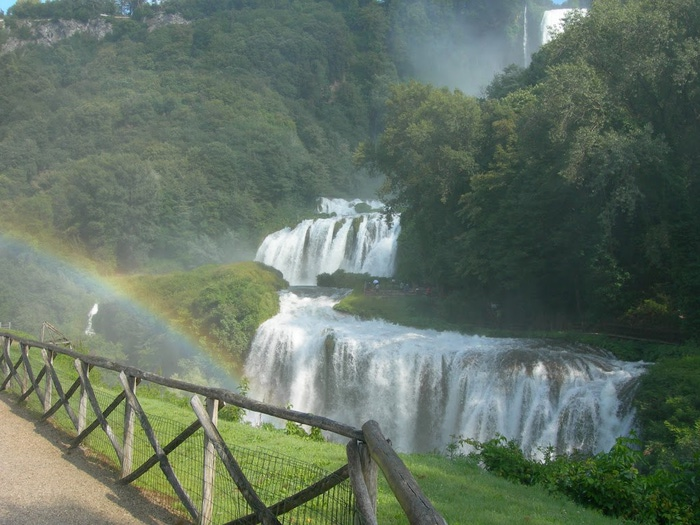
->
xmin=462 ymin=434 xmax=545 ymax=486
xmin=218 ymin=378 xmax=249 ymax=423
xmin=544 ymin=437 xmax=647 ymax=519
xmin=316 ymin=269 xmax=369 ymax=289
xmin=464 ymin=434 xmax=699 ymax=524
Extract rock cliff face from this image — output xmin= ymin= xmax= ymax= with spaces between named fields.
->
xmin=0 ymin=14 xmax=189 ymax=55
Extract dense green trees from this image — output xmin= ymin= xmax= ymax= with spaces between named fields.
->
xmin=357 ymin=81 xmax=483 ymax=285
xmin=0 ymin=0 xmax=399 ymax=271
xmin=2 ymin=0 xmax=697 ymax=332
xmin=1 ymin=0 xmax=544 ymax=276
xmin=52 ymin=153 xmax=162 ymax=270
xmin=9 ymin=0 xmax=118 ymax=21
xmin=361 ymin=0 xmax=700 ymax=335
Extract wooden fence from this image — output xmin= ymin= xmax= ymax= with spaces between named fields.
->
xmin=0 ymin=331 xmax=446 ymax=525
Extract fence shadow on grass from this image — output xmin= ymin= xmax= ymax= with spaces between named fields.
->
xmin=0 ymin=332 xmax=446 ymax=525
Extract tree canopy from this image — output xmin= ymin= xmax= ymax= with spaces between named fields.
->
xmin=360 ymin=0 xmax=700 ymax=335
xmin=3 ymin=0 xmax=696 ymax=335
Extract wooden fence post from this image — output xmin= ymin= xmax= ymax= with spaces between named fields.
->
xmin=1 ymin=337 xmax=10 ymax=381
xmin=190 ymin=395 xmax=282 ymax=525
xmin=200 ymin=397 xmax=219 ymax=525
xmin=41 ymin=349 xmax=54 ymax=414
xmin=346 ymin=439 xmax=378 ymax=525
xmin=121 ymin=374 xmax=137 ymax=478
xmin=359 ymin=440 xmax=378 ymax=515
xmin=362 ymin=420 xmax=447 ymax=525
xmin=120 ymin=372 xmax=199 ymax=521
xmin=20 ymin=343 xmax=29 ymax=394
xmin=78 ymin=361 xmax=89 ymax=434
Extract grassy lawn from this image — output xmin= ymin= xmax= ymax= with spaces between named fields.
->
xmin=7 ymin=372 xmax=624 ymax=525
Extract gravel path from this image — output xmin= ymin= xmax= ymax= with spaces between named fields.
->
xmin=0 ymin=392 xmax=186 ymax=525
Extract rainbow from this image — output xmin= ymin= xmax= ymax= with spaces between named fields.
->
xmin=0 ymin=233 xmax=241 ymax=390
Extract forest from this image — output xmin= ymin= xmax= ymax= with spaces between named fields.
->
xmin=1 ymin=0 xmax=694 ymax=338
xmin=1 ymin=0 xmax=577 ymax=370
xmin=1 ymin=0 xmax=700 ymax=522
xmin=359 ymin=0 xmax=700 ymax=338
xmin=1 ymin=0 xmax=556 ymax=272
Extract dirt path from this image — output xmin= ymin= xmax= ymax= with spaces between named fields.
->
xmin=0 ymin=392 xmax=185 ymax=525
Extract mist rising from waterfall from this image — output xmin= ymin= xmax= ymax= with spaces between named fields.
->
xmin=245 ymin=289 xmax=647 ymax=456
xmin=255 ymin=198 xmax=400 ymax=286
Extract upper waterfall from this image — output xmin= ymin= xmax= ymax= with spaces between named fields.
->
xmin=246 ymin=197 xmax=647 ymax=457
xmin=523 ymin=4 xmax=528 ymax=66
xmin=540 ymin=8 xmax=587 ymax=45
xmin=255 ymin=198 xmax=400 ymax=286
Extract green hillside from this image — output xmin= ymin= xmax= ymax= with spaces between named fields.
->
xmin=0 ymin=0 xmax=540 ymax=273
xmin=2 ymin=0 xmax=700 ymax=522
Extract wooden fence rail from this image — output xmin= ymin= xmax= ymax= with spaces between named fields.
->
xmin=0 ymin=331 xmax=446 ymax=525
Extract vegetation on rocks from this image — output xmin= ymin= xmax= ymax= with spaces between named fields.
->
xmin=119 ymin=262 xmax=287 ymax=369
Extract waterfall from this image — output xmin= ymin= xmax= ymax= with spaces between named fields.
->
xmin=255 ymin=198 xmax=400 ymax=286
xmin=245 ymin=289 xmax=647 ymax=456
xmin=85 ymin=303 xmax=98 ymax=336
xmin=540 ymin=8 xmax=588 ymax=45
xmin=523 ymin=4 xmax=528 ymax=67
xmin=247 ymin=196 xmax=645 ymax=456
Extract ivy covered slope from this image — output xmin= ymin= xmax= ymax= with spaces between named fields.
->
xmin=118 ymin=262 xmax=287 ymax=370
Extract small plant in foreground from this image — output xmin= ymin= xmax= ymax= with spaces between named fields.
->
xmin=283 ymin=404 xmax=326 ymax=442
xmin=218 ymin=377 xmax=249 ymax=423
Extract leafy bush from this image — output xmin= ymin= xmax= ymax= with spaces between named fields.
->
xmin=283 ymin=405 xmax=325 ymax=442
xmin=461 ymin=434 xmax=699 ymax=524
xmin=543 ymin=437 xmax=648 ymax=520
xmin=218 ymin=377 xmax=249 ymax=423
xmin=636 ymin=356 xmax=700 ymax=446
xmin=316 ymin=269 xmax=369 ymax=289
xmin=461 ymin=435 xmax=545 ymax=486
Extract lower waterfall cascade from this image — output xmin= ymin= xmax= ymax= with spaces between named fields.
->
xmin=246 ymin=198 xmax=647 ymax=456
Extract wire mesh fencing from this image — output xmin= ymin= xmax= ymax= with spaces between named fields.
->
xmin=1 ymin=339 xmax=357 ymax=524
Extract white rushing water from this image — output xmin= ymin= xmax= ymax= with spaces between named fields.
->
xmin=523 ymin=4 xmax=528 ymax=66
xmin=245 ymin=288 xmax=647 ymax=456
xmin=247 ymin=197 xmax=646 ymax=456
xmin=540 ymin=8 xmax=588 ymax=45
xmin=85 ymin=303 xmax=98 ymax=336
xmin=255 ymin=198 xmax=400 ymax=285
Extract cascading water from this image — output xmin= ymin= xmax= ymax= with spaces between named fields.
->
xmin=540 ymin=8 xmax=588 ymax=45
xmin=246 ymin=197 xmax=647 ymax=456
xmin=523 ymin=4 xmax=528 ymax=67
xmin=245 ymin=288 xmax=647 ymax=456
xmin=85 ymin=303 xmax=98 ymax=336
xmin=255 ymin=198 xmax=400 ymax=286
